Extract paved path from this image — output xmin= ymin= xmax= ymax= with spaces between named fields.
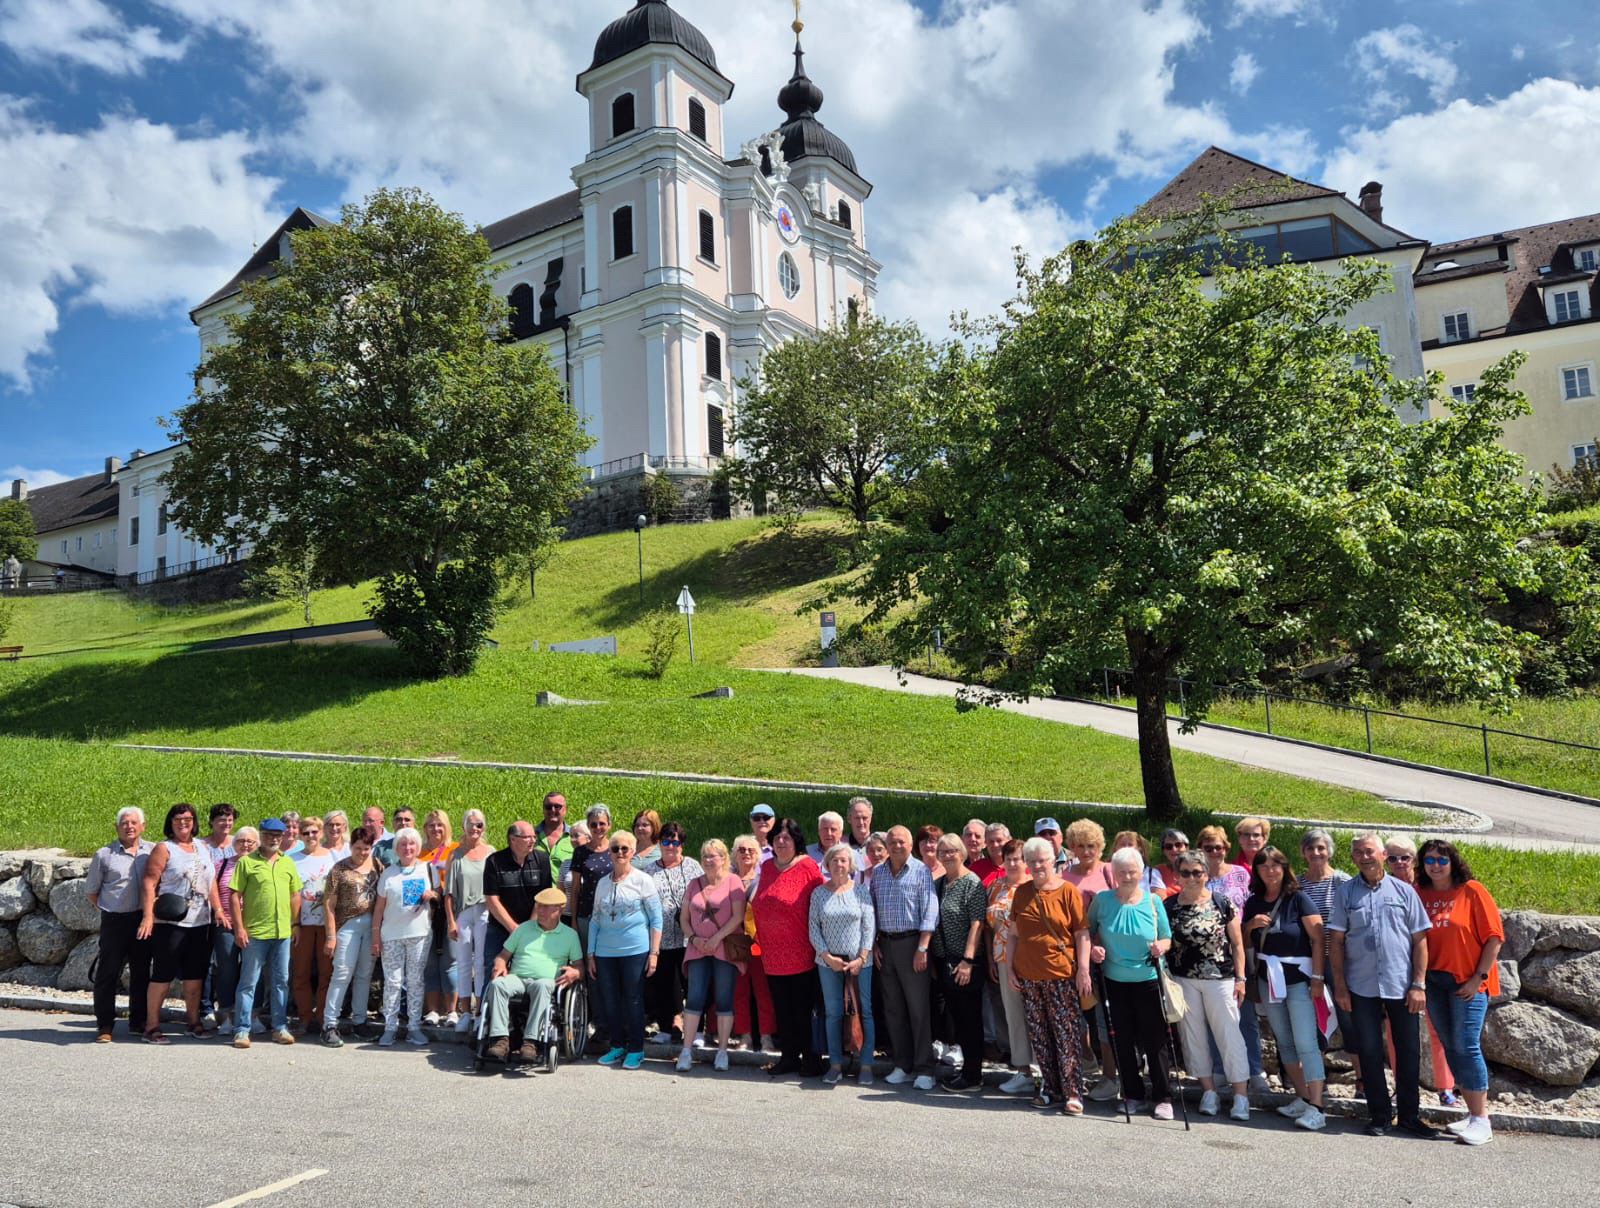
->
xmin=781 ymin=667 xmax=1600 ymax=851
xmin=2 ymin=1007 xmax=1593 ymax=1208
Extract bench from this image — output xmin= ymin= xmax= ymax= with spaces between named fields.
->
xmin=0 ymin=647 xmax=22 ymax=661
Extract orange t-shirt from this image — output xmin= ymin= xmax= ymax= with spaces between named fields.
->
xmin=1009 ymin=880 xmax=1089 ymax=982
xmin=1417 ymin=880 xmax=1504 ymax=996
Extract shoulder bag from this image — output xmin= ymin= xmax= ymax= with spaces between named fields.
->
xmin=1148 ymin=891 xmax=1188 ymax=1024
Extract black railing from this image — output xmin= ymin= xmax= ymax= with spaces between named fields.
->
xmin=119 ymin=553 xmax=239 ymax=587
xmin=0 ymin=573 xmax=115 ymax=595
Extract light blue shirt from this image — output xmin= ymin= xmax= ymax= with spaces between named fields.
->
xmin=1088 ymin=889 xmax=1172 ymax=984
xmin=1327 ymin=873 xmax=1430 ymax=999
xmin=588 ymin=869 xmax=664 ymax=958
xmin=869 ymin=858 xmax=939 ymax=935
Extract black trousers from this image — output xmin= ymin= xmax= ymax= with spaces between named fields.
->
xmin=95 ymin=909 xmax=152 ymax=1034
xmin=1351 ymin=993 xmax=1421 ymax=1126
xmin=767 ymin=968 xmax=821 ymax=1069
xmin=1105 ymin=977 xmax=1173 ymax=1103
xmin=936 ymin=956 xmax=987 ymax=1084
xmin=644 ymin=948 xmax=686 ymax=1034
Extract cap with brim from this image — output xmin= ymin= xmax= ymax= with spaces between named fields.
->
xmin=260 ymin=818 xmax=288 ymax=833
xmin=534 ymin=887 xmax=567 ymax=907
xmin=1033 ymin=817 xmax=1061 ymax=835
xmin=749 ymin=804 xmax=775 ymax=819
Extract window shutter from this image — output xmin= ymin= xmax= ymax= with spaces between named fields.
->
xmin=699 ymin=211 xmax=716 ymax=263
xmin=705 ymin=332 xmax=722 ymax=380
xmin=707 ymin=405 xmax=725 ymax=457
xmin=688 ymin=98 xmax=707 ymax=141
xmin=613 ymin=207 xmax=634 ymax=259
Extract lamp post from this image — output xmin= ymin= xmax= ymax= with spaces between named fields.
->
xmin=634 ymin=513 xmax=648 ymax=605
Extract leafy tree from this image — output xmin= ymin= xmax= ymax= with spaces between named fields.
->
xmin=166 ymin=187 xmax=590 ymax=677
xmin=730 ymin=310 xmax=938 ymax=525
xmin=845 ymin=209 xmax=1592 ymax=821
xmin=0 ymin=498 xmax=37 ymax=564
xmin=1545 ymin=438 xmax=1600 ymax=513
xmin=642 ymin=604 xmax=680 ymax=678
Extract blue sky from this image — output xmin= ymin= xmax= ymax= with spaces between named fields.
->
xmin=3 ymin=0 xmax=1598 ymax=485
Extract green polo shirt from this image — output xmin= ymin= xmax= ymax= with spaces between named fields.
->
xmin=229 ymin=851 xmax=304 ymax=940
xmin=534 ymin=825 xmax=574 ymax=869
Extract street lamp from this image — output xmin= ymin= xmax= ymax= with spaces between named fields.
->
xmin=634 ymin=513 xmax=648 ymax=604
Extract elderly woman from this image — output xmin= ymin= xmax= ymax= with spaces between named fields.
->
xmin=1088 ymin=847 xmax=1175 ymax=1119
xmin=201 ymin=802 xmax=239 ymax=1032
xmin=1417 ymin=839 xmax=1504 ymax=1147
xmin=446 ymin=809 xmax=493 ymax=1034
xmin=632 ymin=809 xmax=663 ymax=870
xmin=319 ymin=826 xmax=379 ymax=1046
xmin=931 ymin=833 xmax=988 ymax=1090
xmin=679 ymin=839 xmax=748 ymax=1072
xmin=1063 ymin=818 xmax=1119 ymax=1100
xmin=647 ymin=821 xmax=704 ymax=1044
xmin=1113 ymin=832 xmax=1168 ymax=895
xmin=808 ymin=843 xmax=876 ymax=1084
xmin=280 ymin=810 xmax=302 ymax=856
xmin=588 ymin=831 xmax=663 ymax=1069
xmin=1198 ymin=822 xmax=1268 ymax=1089
xmin=419 ymin=809 xmax=459 ymax=1027
xmin=1158 ymin=829 xmax=1190 ymax=889
xmin=731 ymin=834 xmax=777 ymax=1051
xmin=1235 ymin=817 xmax=1272 ymax=868
xmin=289 ymin=813 xmax=336 ymax=1036
xmin=87 ymin=806 xmax=155 ymax=1042
xmin=859 ymin=832 xmax=888 ymax=887
xmin=138 ymin=803 xmax=224 ymax=1043
xmin=752 ymin=818 xmax=825 ymax=1076
xmin=567 ymin=806 xmax=615 ymax=950
xmin=1004 ymin=836 xmax=1091 ymax=1113
xmin=1384 ymin=834 xmax=1457 ymax=1104
xmin=323 ymin=810 xmax=351 ymax=861
xmin=916 ymin=825 xmax=945 ymax=883
xmin=1164 ymin=851 xmax=1251 ymax=1120
xmin=370 ymin=826 xmax=436 ymax=1047
xmin=987 ymin=838 xmax=1035 ymax=1095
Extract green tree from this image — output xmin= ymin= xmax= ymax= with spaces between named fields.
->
xmin=730 ymin=310 xmax=938 ymax=525
xmin=166 ymin=187 xmax=591 ymax=677
xmin=846 ymin=210 xmax=1590 ymax=821
xmin=0 ymin=498 xmax=37 ymax=563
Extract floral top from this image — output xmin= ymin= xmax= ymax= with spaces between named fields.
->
xmin=1206 ymin=864 xmax=1252 ymax=910
xmin=930 ymin=871 xmax=987 ymax=963
xmin=325 ymin=858 xmax=379 ymax=927
xmin=986 ymin=878 xmax=1024 ymax=966
xmin=649 ymin=858 xmax=705 ymax=951
xmin=1164 ymin=892 xmax=1238 ymax=980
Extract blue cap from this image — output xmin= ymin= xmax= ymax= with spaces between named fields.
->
xmin=260 ymin=817 xmax=288 ymax=833
xmin=1034 ymin=817 xmax=1061 ymax=835
xmin=749 ymin=803 xmax=775 ymax=819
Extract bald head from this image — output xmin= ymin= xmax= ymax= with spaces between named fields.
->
xmin=885 ymin=825 xmax=913 ymax=867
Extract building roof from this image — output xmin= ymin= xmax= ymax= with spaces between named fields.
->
xmin=587 ymin=0 xmax=724 ymax=81
xmin=775 ymin=37 xmax=861 ymax=180
xmin=22 ymin=471 xmax=119 ymax=535
xmin=192 ymin=208 xmax=334 ymax=317
xmin=479 ymin=189 xmax=582 ymax=252
xmin=1140 ymin=147 xmax=1342 ymax=220
xmin=1417 ymin=211 xmax=1600 ymax=342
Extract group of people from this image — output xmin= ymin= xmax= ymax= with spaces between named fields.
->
xmin=84 ymin=797 xmax=1505 ymax=1145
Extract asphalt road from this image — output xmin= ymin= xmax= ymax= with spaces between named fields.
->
xmin=781 ymin=667 xmax=1600 ymax=850
xmin=2 ymin=1007 xmax=1595 ymax=1208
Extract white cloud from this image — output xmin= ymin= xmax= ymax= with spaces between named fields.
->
xmin=0 ymin=0 xmax=186 ymax=75
xmin=1 ymin=464 xmax=70 ymax=487
xmin=1228 ymin=0 xmax=1324 ymax=26
xmin=1511 ymin=44 xmax=1526 ymax=62
xmin=1229 ymin=51 xmax=1261 ymax=95
xmin=1322 ymin=78 xmax=1600 ymax=241
xmin=0 ymin=101 xmax=281 ymax=388
xmin=1352 ymin=24 xmax=1460 ymax=114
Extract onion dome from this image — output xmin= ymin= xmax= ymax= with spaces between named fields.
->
xmin=589 ymin=0 xmax=721 ymax=77
xmin=777 ymin=36 xmax=858 ymax=176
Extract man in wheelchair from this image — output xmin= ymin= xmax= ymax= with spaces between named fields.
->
xmin=482 ymin=887 xmax=583 ymax=1063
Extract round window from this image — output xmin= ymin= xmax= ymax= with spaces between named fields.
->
xmin=778 ymin=252 xmax=800 ymax=300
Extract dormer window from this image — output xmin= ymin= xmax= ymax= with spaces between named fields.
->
xmin=1578 ymin=249 xmax=1597 ymax=272
xmin=1554 ymin=289 xmax=1584 ymax=324
xmin=611 ymin=93 xmax=636 ymax=139
xmin=1442 ymin=311 xmax=1472 ymax=343
xmin=688 ymin=98 xmax=707 ymax=142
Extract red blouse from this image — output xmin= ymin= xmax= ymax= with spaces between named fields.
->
xmin=751 ymin=857 xmax=824 ymax=976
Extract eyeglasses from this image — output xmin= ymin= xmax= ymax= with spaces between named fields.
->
xmin=1422 ymin=856 xmax=1450 ymax=867
xmin=659 ymin=839 xmax=682 ymax=848
xmin=1385 ymin=854 xmax=1414 ymax=865
xmin=1161 ymin=842 xmax=1185 ymax=850
xmin=1178 ymin=870 xmax=1206 ymax=879
xmin=1201 ymin=845 xmax=1226 ymax=853
xmin=510 ymin=832 xmax=534 ymax=840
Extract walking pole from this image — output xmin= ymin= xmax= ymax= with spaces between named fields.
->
xmin=1094 ymin=963 xmax=1132 ymax=1124
xmin=1159 ymin=971 xmax=1191 ymax=1132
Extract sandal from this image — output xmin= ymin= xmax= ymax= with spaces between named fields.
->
xmin=1064 ymin=1097 xmax=1084 ymax=1115
xmin=188 ymin=1023 xmax=212 ymax=1040
xmin=143 ymin=1028 xmax=170 ymax=1045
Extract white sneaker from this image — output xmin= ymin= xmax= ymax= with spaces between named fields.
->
xmin=1000 ymin=1072 xmax=1035 ymax=1096
xmin=932 ymin=1040 xmax=946 ymax=1062
xmin=713 ymin=1050 xmax=729 ymax=1072
xmin=913 ymin=1075 xmax=937 ymax=1091
xmin=885 ymin=1067 xmax=912 ymax=1085
xmin=1199 ymin=1090 xmax=1221 ymax=1116
xmin=378 ymin=1028 xmax=397 ymax=1047
xmin=454 ymin=1012 xmax=473 ymax=1034
xmin=1277 ymin=1097 xmax=1310 ymax=1119
xmin=406 ymin=1028 xmax=428 ymax=1046
xmin=941 ymin=1044 xmax=962 ymax=1067
xmin=676 ymin=1049 xmax=693 ymax=1072
xmin=1230 ymin=1095 xmax=1251 ymax=1121
xmin=1457 ymin=1117 xmax=1493 ymax=1146
xmin=1295 ymin=1106 xmax=1327 ymax=1131
xmin=442 ymin=1011 xmax=459 ymax=1028
xmin=421 ymin=1011 xmax=441 ymax=1026
xmin=1248 ymin=1072 xmax=1272 ymax=1095
xmin=1446 ymin=1117 xmax=1472 ymax=1135
xmin=1087 ymin=1076 xmax=1121 ymax=1102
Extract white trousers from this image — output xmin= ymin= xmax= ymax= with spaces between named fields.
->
xmin=1176 ymin=975 xmax=1249 ymax=1084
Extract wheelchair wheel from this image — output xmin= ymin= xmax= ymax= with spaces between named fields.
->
xmin=543 ymin=1034 xmax=559 ymax=1074
xmin=559 ymin=986 xmax=589 ymax=1061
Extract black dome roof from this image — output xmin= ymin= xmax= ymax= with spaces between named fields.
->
xmin=588 ymin=0 xmax=721 ymax=78
xmin=776 ymin=39 xmax=858 ymax=177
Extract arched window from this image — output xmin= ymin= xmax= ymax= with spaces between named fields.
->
xmin=698 ymin=211 xmax=716 ymax=263
xmin=612 ymin=206 xmax=634 ymax=260
xmin=507 ymin=283 xmax=535 ymax=338
xmin=837 ymin=200 xmax=853 ymax=231
xmin=688 ymin=98 xmax=707 ymax=142
xmin=778 ymin=252 xmax=800 ymax=300
xmin=705 ymin=332 xmax=722 ymax=380
xmin=611 ymin=93 xmax=636 ymax=138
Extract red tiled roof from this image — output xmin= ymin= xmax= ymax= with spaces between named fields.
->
xmin=1140 ymin=146 xmax=1341 ymax=219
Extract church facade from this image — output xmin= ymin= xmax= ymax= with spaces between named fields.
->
xmin=187 ymin=0 xmax=879 ymax=535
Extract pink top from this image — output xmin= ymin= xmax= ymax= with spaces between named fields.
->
xmin=751 ymin=857 xmax=824 ymax=976
xmin=1064 ymin=860 xmax=1115 ymax=907
xmin=682 ymin=874 xmax=747 ymax=963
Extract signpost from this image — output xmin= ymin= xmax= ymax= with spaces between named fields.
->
xmin=677 ymin=586 xmax=697 ymax=663
xmin=820 ymin=611 xmax=838 ymax=669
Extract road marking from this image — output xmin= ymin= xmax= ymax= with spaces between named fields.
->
xmin=205 ymin=1169 xmax=328 ymax=1208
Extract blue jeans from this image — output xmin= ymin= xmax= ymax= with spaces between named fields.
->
xmin=684 ymin=956 xmax=738 ymax=1015
xmin=595 ymin=952 xmax=648 ymax=1054
xmin=1262 ymin=981 xmax=1325 ymax=1082
xmin=817 ymin=962 xmax=875 ymax=1068
xmin=1425 ymin=970 xmax=1489 ymax=1093
xmin=323 ymin=915 xmax=377 ymax=1029
xmin=424 ymin=923 xmax=457 ymax=997
xmin=209 ymin=926 xmax=240 ymax=1015
xmin=235 ymin=937 xmax=291 ymax=1033
xmin=1210 ymin=1000 xmax=1266 ymax=1078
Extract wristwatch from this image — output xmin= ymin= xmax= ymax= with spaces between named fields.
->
xmin=917 ymin=944 xmax=928 ymax=954
xmin=1409 ymin=980 xmax=1425 ymax=991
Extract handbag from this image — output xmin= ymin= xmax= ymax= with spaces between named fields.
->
xmin=843 ymin=974 xmax=866 ymax=1056
xmin=1148 ymin=892 xmax=1187 ymax=1024
xmin=154 ymin=892 xmax=188 ymax=922
xmin=698 ymin=876 xmax=753 ymax=963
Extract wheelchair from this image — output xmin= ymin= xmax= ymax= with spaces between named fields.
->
xmin=473 ymin=978 xmax=589 ymax=1074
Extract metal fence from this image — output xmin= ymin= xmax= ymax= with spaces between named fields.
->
xmin=119 ymin=553 xmax=238 ymax=587
xmin=1094 ymin=667 xmax=1600 ymax=780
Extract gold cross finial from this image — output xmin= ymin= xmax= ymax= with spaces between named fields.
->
xmin=792 ymin=0 xmax=804 ymax=35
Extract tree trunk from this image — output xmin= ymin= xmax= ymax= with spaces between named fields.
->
xmin=1128 ymin=636 xmax=1184 ymax=821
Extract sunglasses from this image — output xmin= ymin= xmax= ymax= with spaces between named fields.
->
xmin=1386 ymin=854 xmax=1414 ymax=864
xmin=544 ymin=803 xmax=563 ymax=811
xmin=1178 ymin=870 xmax=1206 ymax=879
xmin=609 ymin=846 xmax=630 ymax=854
xmin=1201 ymin=845 xmax=1226 ymax=853
xmin=1161 ymin=842 xmax=1185 ymax=850
xmin=659 ymin=839 xmax=682 ymax=848
xmin=1422 ymin=856 xmax=1450 ymax=867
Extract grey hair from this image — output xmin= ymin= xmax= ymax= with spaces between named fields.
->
xmin=935 ymin=833 xmax=966 ymax=856
xmin=866 ymin=831 xmax=888 ymax=848
xmin=393 ymin=826 xmax=422 ymax=850
xmin=817 ymin=810 xmax=844 ymax=829
xmin=323 ymin=809 xmax=348 ymax=830
xmin=1300 ymin=828 xmax=1334 ymax=852
xmin=586 ymin=803 xmax=611 ymax=823
xmin=1110 ymin=846 xmax=1145 ymax=873
xmin=1384 ymin=834 xmax=1417 ymax=856
xmin=1022 ymin=837 xmax=1054 ymax=863
xmin=1174 ymin=851 xmax=1206 ymax=874
xmin=280 ymin=810 xmax=300 ymax=826
xmin=1350 ymin=831 xmax=1384 ymax=851
xmin=985 ymin=822 xmax=1011 ymax=838
xmin=824 ymin=843 xmax=855 ymax=868
xmin=116 ymin=806 xmax=145 ymax=826
xmin=847 ymin=796 xmax=873 ymax=812
xmin=964 ymin=817 xmax=987 ymax=832
xmin=233 ymin=826 xmax=259 ymax=846
xmin=1161 ymin=828 xmax=1189 ymax=848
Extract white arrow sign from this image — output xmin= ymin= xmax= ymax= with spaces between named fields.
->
xmin=677 ymin=586 xmax=696 ymax=615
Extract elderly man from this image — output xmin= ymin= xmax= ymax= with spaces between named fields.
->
xmin=846 ymin=797 xmax=874 ymax=848
xmin=373 ymin=807 xmax=415 ymax=869
xmin=482 ymin=821 xmax=554 ymax=997
xmin=869 ymin=825 xmax=940 ymax=1091
xmin=482 ymin=887 xmax=583 ymax=1063
xmin=975 ymin=823 xmax=1011 ymax=888
xmin=86 ymin=807 xmax=156 ymax=1042
xmin=808 ymin=811 xmax=860 ymax=871
xmin=748 ymin=803 xmax=776 ymax=853
xmin=229 ymin=818 xmax=303 ymax=1048
xmin=534 ymin=792 xmax=574 ymax=868
xmin=961 ymin=819 xmax=996 ymax=882
xmin=1329 ymin=833 xmax=1436 ymax=1139
xmin=1034 ymin=817 xmax=1069 ymax=870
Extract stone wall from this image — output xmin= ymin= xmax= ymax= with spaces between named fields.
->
xmin=0 ymin=850 xmax=98 ymax=992
xmin=564 ymin=467 xmax=742 ymax=539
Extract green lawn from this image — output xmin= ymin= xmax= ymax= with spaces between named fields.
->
xmin=7 ymin=735 xmax=1587 ymax=914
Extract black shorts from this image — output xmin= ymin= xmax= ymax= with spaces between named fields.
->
xmin=151 ymin=923 xmax=211 ymax=983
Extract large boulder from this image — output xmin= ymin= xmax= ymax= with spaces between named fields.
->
xmin=16 ymin=913 xmax=74 ymax=965
xmin=1491 ymin=960 xmax=1520 ymax=1006
xmin=1534 ymin=916 xmax=1600 ymax=954
xmin=48 ymin=878 xmax=100 ymax=933
xmin=1521 ymin=950 xmax=1600 ymax=1024
xmin=3 ymin=963 xmax=62 ymax=989
xmin=1501 ymin=911 xmax=1542 ymax=963
xmin=0 ymin=924 xmax=18 ymax=971
xmin=24 ymin=859 xmax=59 ymax=901
xmin=1482 ymin=1001 xmax=1600 ymax=1087
xmin=0 ymin=852 xmax=25 ymax=881
xmin=58 ymin=935 xmax=99 ymax=992
xmin=0 ymin=876 xmax=36 ymax=922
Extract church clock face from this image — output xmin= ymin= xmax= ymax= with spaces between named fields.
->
xmin=775 ymin=201 xmax=800 ymax=244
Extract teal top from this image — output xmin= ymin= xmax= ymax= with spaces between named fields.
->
xmin=1088 ymin=888 xmax=1172 ymax=984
